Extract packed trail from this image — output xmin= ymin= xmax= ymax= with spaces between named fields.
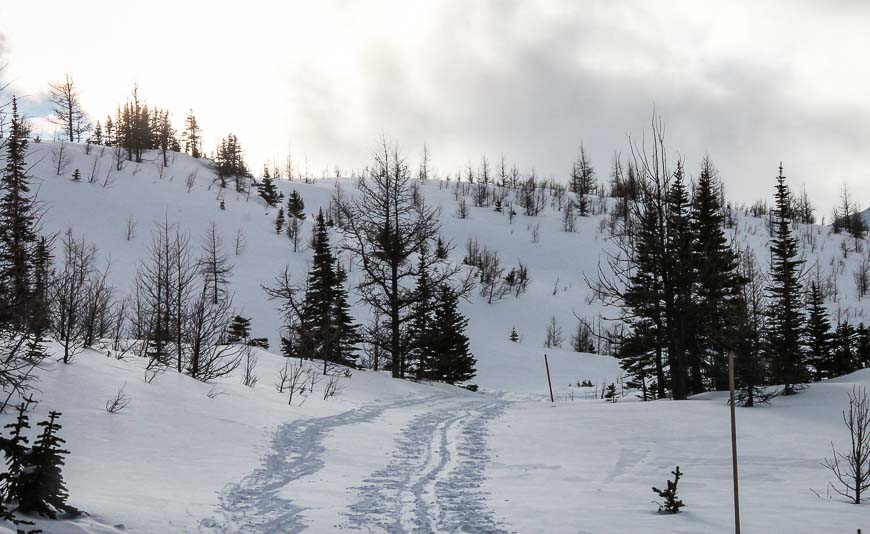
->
xmin=205 ymin=393 xmax=510 ymax=533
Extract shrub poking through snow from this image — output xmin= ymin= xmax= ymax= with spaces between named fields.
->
xmin=652 ymin=466 xmax=685 ymax=513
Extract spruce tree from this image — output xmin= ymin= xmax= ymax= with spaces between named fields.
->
xmin=331 ymin=263 xmax=359 ymax=367
xmin=0 ymin=98 xmax=40 ymax=327
xmin=299 ymin=210 xmax=357 ymax=368
xmin=664 ymin=163 xmax=694 ymax=398
xmin=408 ymin=250 xmax=436 ymax=378
xmin=0 ymin=403 xmax=31 ymax=504
xmin=17 ymin=411 xmax=79 ymax=519
xmin=225 ymin=315 xmax=251 ymax=343
xmin=287 ymin=190 xmax=306 ymax=220
xmin=856 ymin=323 xmax=870 ymax=370
xmin=832 ymin=321 xmax=856 ymax=377
xmin=275 ymin=207 xmax=286 ymax=234
xmin=257 ymin=177 xmax=279 ymax=206
xmin=805 ymin=281 xmax=832 ymax=381
xmin=764 ymin=164 xmax=807 ymax=394
xmin=428 ymin=284 xmax=476 ymax=384
xmin=509 ymin=327 xmax=519 ymax=343
xmin=690 ymin=157 xmax=744 ymax=391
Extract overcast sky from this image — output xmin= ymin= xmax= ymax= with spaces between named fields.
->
xmin=2 ymin=0 xmax=869 ymax=213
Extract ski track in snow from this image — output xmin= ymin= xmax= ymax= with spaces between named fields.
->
xmin=201 ymin=394 xmax=442 ymax=533
xmin=345 ymin=398 xmax=510 ymax=534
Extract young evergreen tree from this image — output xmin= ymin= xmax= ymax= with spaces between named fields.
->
xmin=16 ymin=411 xmax=79 ymax=519
xmin=287 ymin=190 xmax=306 ymax=220
xmin=225 ymin=315 xmax=252 ymax=343
xmin=509 ymin=327 xmax=519 ymax=343
xmin=428 ymin=284 xmax=476 ymax=384
xmin=805 ymin=281 xmax=833 ymax=381
xmin=0 ymin=403 xmax=31 ymax=504
xmin=764 ymin=164 xmax=807 ymax=395
xmin=257 ymin=177 xmax=279 ymax=206
xmin=275 ymin=207 xmax=286 ymax=234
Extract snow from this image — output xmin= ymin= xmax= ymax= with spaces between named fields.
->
xmin=3 ymin=141 xmax=870 ymax=532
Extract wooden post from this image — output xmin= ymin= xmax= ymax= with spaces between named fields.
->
xmin=729 ymin=352 xmax=741 ymax=534
xmin=544 ymin=354 xmax=554 ymax=403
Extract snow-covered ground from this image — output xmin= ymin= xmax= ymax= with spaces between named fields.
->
xmin=3 ymin=142 xmax=870 ymax=532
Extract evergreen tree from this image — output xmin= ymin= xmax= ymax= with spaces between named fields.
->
xmin=509 ymin=327 xmax=519 ymax=343
xmin=257 ymin=177 xmax=279 ymax=206
xmin=805 ymin=281 xmax=832 ymax=381
xmin=408 ymin=250 xmax=436 ymax=378
xmin=0 ymin=98 xmax=40 ymax=327
xmin=832 ymin=320 xmax=856 ymax=377
xmin=16 ymin=411 xmax=79 ymax=519
xmin=225 ymin=315 xmax=252 ymax=343
xmin=664 ymin=163 xmax=694 ymax=398
xmin=71 ymin=169 xmax=81 ymax=182
xmin=856 ymin=323 xmax=870 ymax=369
xmin=764 ymin=164 xmax=807 ymax=394
xmin=299 ymin=210 xmax=357 ymax=368
xmin=275 ymin=207 xmax=286 ymax=234
xmin=0 ymin=404 xmax=31 ymax=504
xmin=182 ymin=110 xmax=201 ymax=158
xmin=690 ymin=157 xmax=744 ymax=391
xmin=287 ymin=190 xmax=306 ymax=220
xmin=621 ymin=197 xmax=667 ymax=399
xmin=428 ymin=284 xmax=476 ymax=384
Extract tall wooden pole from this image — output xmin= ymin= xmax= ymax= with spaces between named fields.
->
xmin=729 ymin=352 xmax=741 ymax=534
xmin=544 ymin=354 xmax=554 ymax=403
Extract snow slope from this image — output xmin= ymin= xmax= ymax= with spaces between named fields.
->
xmin=2 ymin=142 xmax=870 ymax=532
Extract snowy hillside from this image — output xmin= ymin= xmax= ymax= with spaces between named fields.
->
xmin=3 ymin=141 xmax=870 ymax=533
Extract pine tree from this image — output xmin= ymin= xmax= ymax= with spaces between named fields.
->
xmin=71 ymin=169 xmax=81 ymax=182
xmin=856 ymin=323 xmax=870 ymax=369
xmin=0 ymin=403 xmax=31 ymax=504
xmin=287 ymin=190 xmax=306 ymax=220
xmin=0 ymin=98 xmax=40 ymax=327
xmin=299 ymin=210 xmax=357 ymax=368
xmin=805 ymin=282 xmax=832 ymax=381
xmin=428 ymin=284 xmax=476 ymax=384
xmin=257 ymin=177 xmax=279 ymax=206
xmin=275 ymin=207 xmax=286 ymax=234
xmin=832 ymin=321 xmax=856 ymax=377
xmin=765 ymin=164 xmax=807 ymax=395
xmin=690 ymin=157 xmax=744 ymax=391
xmin=182 ymin=110 xmax=201 ymax=158
xmin=664 ymin=163 xmax=695 ymax=398
xmin=408 ymin=250 xmax=436 ymax=378
xmin=225 ymin=315 xmax=252 ymax=343
xmin=331 ymin=263 xmax=359 ymax=367
xmin=509 ymin=327 xmax=519 ymax=343
xmin=17 ymin=411 xmax=80 ymax=519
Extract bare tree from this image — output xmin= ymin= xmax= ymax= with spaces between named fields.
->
xmin=240 ymin=346 xmax=258 ymax=387
xmin=125 ymin=215 xmax=136 ymax=241
xmin=48 ymin=74 xmax=90 ymax=142
xmin=199 ymin=222 xmax=233 ymax=305
xmin=287 ymin=214 xmax=302 ymax=253
xmin=105 ymin=383 xmax=131 ymax=414
xmin=51 ymin=139 xmax=71 ymax=176
xmin=276 ymin=359 xmax=309 ymax=405
xmin=185 ymin=286 xmax=244 ymax=381
xmin=340 ymin=137 xmax=465 ymax=378
xmin=50 ymin=229 xmax=98 ymax=363
xmin=544 ymin=316 xmax=564 ymax=348
xmin=233 ymin=227 xmax=247 ymax=256
xmin=824 ymin=386 xmax=870 ymax=504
